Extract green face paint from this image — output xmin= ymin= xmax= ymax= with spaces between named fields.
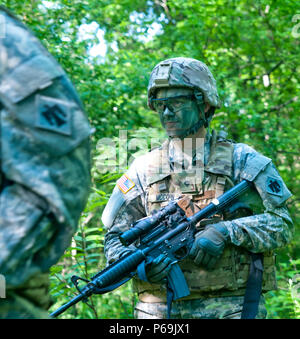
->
xmin=154 ymin=88 xmax=203 ymax=139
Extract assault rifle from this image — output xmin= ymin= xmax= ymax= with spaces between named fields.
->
xmin=50 ymin=179 xmax=252 ymax=318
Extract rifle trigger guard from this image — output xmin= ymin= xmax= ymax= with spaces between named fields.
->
xmin=71 ymin=275 xmax=91 ymax=297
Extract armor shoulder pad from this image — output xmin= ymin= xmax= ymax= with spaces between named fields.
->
xmin=206 ymin=136 xmax=234 ymax=177
xmin=241 ymin=151 xmax=292 ymax=207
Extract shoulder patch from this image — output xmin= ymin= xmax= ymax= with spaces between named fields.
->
xmin=36 ymin=95 xmax=71 ymax=136
xmin=253 ymin=163 xmax=292 ymax=208
xmin=117 ymin=174 xmax=135 ymax=194
xmin=266 ymin=176 xmax=283 ymax=197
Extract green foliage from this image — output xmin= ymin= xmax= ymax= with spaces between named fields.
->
xmin=4 ymin=0 xmax=299 ymax=318
xmin=265 ymin=258 xmax=300 ymax=318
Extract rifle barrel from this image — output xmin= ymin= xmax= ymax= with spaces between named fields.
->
xmin=189 ymin=179 xmax=251 ymax=225
xmin=50 ymin=292 xmax=86 ymax=318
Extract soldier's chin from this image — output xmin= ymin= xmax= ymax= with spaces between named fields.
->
xmin=165 ymin=128 xmax=186 ymax=139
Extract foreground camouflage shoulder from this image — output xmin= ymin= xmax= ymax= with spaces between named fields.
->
xmin=0 ymin=7 xmax=93 ymax=230
xmin=0 ymin=7 xmax=93 ymax=318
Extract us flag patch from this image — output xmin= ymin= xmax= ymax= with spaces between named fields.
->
xmin=117 ymin=174 xmax=135 ymax=194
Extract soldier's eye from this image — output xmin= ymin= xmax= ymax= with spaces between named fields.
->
xmin=155 ymin=102 xmax=165 ymax=110
xmin=170 ymin=99 xmax=189 ymax=110
xmin=171 ymin=100 xmax=184 ymax=108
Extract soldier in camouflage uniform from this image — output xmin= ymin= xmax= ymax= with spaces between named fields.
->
xmin=0 ymin=7 xmax=92 ymax=318
xmin=102 ymin=57 xmax=294 ymax=319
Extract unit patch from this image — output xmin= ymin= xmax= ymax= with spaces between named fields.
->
xmin=266 ymin=176 xmax=283 ymax=197
xmin=36 ymin=95 xmax=71 ymax=135
xmin=117 ymin=174 xmax=135 ymax=194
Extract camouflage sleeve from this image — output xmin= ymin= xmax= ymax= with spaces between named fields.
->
xmin=220 ymin=206 xmax=294 ymax=252
xmin=0 ymin=182 xmax=60 ymax=288
xmin=218 ymin=143 xmax=294 ymax=253
xmin=104 ymin=195 xmax=146 ymax=264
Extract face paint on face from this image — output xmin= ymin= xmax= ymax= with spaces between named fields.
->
xmin=155 ymin=88 xmax=203 ymax=139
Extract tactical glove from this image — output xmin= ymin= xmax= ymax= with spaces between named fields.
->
xmin=145 ymin=254 xmax=173 ymax=284
xmin=189 ymin=223 xmax=230 ymax=270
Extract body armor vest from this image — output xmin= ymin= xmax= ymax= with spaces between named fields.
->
xmin=133 ymin=134 xmax=277 ymax=302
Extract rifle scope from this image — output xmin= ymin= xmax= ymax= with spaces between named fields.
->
xmin=119 ymin=201 xmax=177 ymax=246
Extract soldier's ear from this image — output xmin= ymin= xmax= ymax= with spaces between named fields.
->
xmin=204 ymin=103 xmax=211 ymax=113
xmin=204 ymin=107 xmax=215 ymax=127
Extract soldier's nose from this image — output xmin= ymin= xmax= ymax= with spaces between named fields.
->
xmin=163 ymin=107 xmax=175 ymax=119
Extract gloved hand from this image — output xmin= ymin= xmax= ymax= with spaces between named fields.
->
xmin=145 ymin=254 xmax=174 ymax=283
xmin=189 ymin=223 xmax=230 ymax=270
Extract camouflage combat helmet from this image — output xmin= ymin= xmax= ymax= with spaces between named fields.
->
xmin=148 ymin=57 xmax=221 ymax=111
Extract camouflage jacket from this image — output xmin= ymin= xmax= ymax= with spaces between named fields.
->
xmin=0 ymin=7 xmax=92 ymax=288
xmin=102 ymin=131 xmax=294 ymax=299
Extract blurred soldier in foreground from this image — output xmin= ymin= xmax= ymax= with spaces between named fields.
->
xmin=102 ymin=57 xmax=294 ymax=319
xmin=0 ymin=7 xmax=92 ymax=318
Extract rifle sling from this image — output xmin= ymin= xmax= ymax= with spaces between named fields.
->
xmin=241 ymin=253 xmax=264 ymax=319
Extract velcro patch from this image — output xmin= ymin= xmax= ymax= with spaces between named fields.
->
xmin=117 ymin=174 xmax=135 ymax=194
xmin=266 ymin=176 xmax=283 ymax=197
xmin=155 ymin=62 xmax=171 ymax=86
xmin=36 ymin=95 xmax=71 ymax=135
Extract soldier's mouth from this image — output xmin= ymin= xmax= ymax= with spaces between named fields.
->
xmin=165 ymin=121 xmax=179 ymax=126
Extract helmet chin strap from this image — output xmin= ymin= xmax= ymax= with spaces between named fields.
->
xmin=171 ymin=118 xmax=206 ymax=139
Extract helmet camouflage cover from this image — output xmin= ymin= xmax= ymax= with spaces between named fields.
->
xmin=148 ymin=57 xmax=221 ymax=110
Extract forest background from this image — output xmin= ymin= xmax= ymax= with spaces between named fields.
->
xmin=3 ymin=0 xmax=299 ymax=318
